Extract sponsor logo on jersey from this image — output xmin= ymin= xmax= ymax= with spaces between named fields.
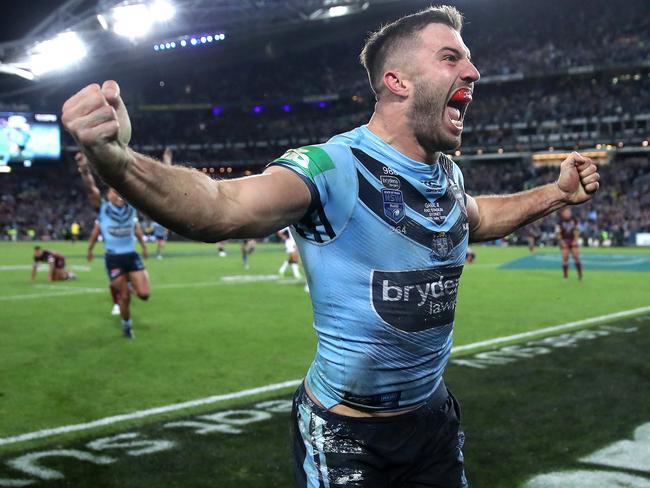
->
xmin=343 ymin=390 xmax=402 ymax=409
xmin=278 ymin=148 xmax=311 ymax=170
xmin=430 ymin=232 xmax=453 ymax=260
xmin=371 ymin=265 xmax=463 ymax=332
xmin=108 ymin=225 xmax=135 ymax=237
xmin=382 ymin=189 xmax=405 ymax=223
xmin=380 ymin=175 xmax=400 ymax=190
xmin=421 ymin=178 xmax=442 ymax=192
xmin=274 ymin=145 xmax=335 ymax=178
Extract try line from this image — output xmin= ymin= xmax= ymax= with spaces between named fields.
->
xmin=1 ymin=305 xmax=648 ymax=448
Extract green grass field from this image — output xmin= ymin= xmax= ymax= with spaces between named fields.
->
xmin=1 ymin=241 xmax=649 ymax=486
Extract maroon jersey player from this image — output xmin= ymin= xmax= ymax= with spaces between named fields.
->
xmin=31 ymin=246 xmax=76 ymax=281
xmin=555 ymin=208 xmax=582 ymax=279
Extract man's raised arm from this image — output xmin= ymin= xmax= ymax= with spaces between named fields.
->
xmin=466 ymin=152 xmax=600 ymax=242
xmin=62 ymin=81 xmax=311 ymax=242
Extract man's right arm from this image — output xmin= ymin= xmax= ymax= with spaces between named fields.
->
xmin=62 ymin=81 xmax=311 ymax=242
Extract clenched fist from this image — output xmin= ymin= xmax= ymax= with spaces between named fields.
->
xmin=62 ymin=80 xmax=132 ymax=177
xmin=556 ymin=152 xmax=600 ymax=205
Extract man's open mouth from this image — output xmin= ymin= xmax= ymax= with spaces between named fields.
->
xmin=446 ymin=87 xmax=473 ymax=129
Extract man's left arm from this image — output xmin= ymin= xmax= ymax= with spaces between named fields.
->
xmin=467 ymin=153 xmax=600 ymax=242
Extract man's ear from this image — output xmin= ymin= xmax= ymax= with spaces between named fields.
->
xmin=383 ymin=70 xmax=411 ymax=98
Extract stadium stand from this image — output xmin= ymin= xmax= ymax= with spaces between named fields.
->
xmin=1 ymin=0 xmax=649 ymax=244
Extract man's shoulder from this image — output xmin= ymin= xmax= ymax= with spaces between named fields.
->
xmin=273 ymin=142 xmax=353 ymax=179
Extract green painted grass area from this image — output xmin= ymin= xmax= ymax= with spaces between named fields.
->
xmin=1 ymin=241 xmax=649 ymax=452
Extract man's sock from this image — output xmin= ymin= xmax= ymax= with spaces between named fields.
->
xmin=122 ymin=319 xmax=133 ymax=338
xmin=291 ymin=263 xmax=301 ymax=279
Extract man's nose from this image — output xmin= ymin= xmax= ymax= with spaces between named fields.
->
xmin=461 ymin=60 xmax=480 ymax=83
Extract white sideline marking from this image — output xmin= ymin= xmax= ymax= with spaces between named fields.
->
xmin=0 ymin=306 xmax=647 ymax=448
xmin=0 ymin=265 xmax=91 ymax=272
xmin=0 ymin=380 xmax=302 ymax=447
xmin=451 ymin=306 xmax=650 ymax=353
xmin=0 ymin=276 xmax=305 ymax=302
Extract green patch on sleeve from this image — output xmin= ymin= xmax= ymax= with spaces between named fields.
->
xmin=273 ymin=146 xmax=335 ymax=178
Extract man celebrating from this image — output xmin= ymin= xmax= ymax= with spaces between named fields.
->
xmin=62 ymin=5 xmax=599 ymax=485
xmin=77 ymin=152 xmax=150 ymax=338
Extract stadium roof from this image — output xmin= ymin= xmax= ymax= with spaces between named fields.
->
xmin=0 ymin=0 xmax=414 ymax=94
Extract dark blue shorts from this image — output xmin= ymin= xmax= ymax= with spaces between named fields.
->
xmin=291 ymin=380 xmax=467 ymax=487
xmin=104 ymin=252 xmax=145 ymax=281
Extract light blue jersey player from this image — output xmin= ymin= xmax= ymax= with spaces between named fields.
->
xmin=152 ymin=221 xmax=169 ymax=259
xmin=78 ymin=152 xmax=150 ymax=338
xmin=271 ymin=125 xmax=468 ymax=412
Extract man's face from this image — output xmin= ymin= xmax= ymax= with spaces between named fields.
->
xmin=107 ymin=188 xmax=125 ymax=206
xmin=561 ymin=208 xmax=572 ymax=220
xmin=403 ymin=24 xmax=480 ymax=153
xmin=34 ymin=248 xmax=42 ymax=258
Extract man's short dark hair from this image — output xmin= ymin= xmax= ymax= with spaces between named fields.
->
xmin=359 ymin=5 xmax=464 ymax=98
xmin=34 ymin=246 xmax=41 ymax=251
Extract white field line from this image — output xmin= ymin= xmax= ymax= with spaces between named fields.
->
xmin=0 ymin=276 xmax=303 ymax=302
xmin=0 ymin=264 xmax=91 ymax=272
xmin=452 ymin=305 xmax=650 ymax=353
xmin=0 ymin=306 xmax=647 ymax=448
xmin=0 ymin=380 xmax=302 ymax=447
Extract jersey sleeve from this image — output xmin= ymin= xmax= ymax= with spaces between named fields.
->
xmin=267 ymin=144 xmax=355 ymax=244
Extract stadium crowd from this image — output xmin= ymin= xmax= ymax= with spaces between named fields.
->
xmin=2 ymin=154 xmax=649 ymax=247
xmin=2 ymin=0 xmax=649 ymax=246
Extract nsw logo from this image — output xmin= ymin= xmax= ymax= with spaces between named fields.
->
xmin=371 ymin=265 xmax=463 ymax=332
xmin=382 ymin=189 xmax=405 ymax=224
xmin=430 ymin=232 xmax=454 ymax=260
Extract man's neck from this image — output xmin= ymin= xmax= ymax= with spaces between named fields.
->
xmin=366 ymin=112 xmax=440 ymax=165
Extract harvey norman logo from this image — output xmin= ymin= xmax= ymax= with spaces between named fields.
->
xmin=371 ymin=265 xmax=463 ymax=332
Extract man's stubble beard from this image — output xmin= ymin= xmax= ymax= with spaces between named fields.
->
xmin=407 ymin=78 xmax=461 ymax=159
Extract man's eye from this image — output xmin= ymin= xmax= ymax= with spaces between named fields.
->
xmin=444 ymin=55 xmax=457 ymax=62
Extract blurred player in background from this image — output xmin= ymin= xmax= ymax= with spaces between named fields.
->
xmin=524 ymin=222 xmax=541 ymax=252
xmin=152 ymin=221 xmax=168 ymax=259
xmin=70 ymin=221 xmax=80 ymax=243
xmin=63 ymin=5 xmax=600 ymax=485
xmin=241 ymin=239 xmax=256 ymax=269
xmin=152 ymin=147 xmax=172 ymax=259
xmin=31 ymin=246 xmax=76 ymax=281
xmin=556 ymin=207 xmax=583 ymax=280
xmin=77 ymin=152 xmax=150 ymax=338
xmin=465 ymin=245 xmax=475 ymax=263
xmin=216 ymin=242 xmax=227 ymax=257
xmin=277 ymin=227 xmax=302 ymax=279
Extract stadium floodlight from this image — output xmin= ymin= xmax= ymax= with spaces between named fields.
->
xmin=112 ymin=4 xmax=153 ymax=38
xmin=150 ymin=0 xmax=175 ymax=22
xmin=309 ymin=1 xmax=370 ymax=20
xmin=23 ymin=31 xmax=87 ymax=77
xmin=0 ymin=63 xmax=35 ymax=81
xmin=97 ymin=14 xmax=109 ymax=31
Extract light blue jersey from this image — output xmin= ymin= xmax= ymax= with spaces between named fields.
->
xmin=152 ymin=222 xmax=167 ymax=238
xmin=270 ymin=125 xmax=469 ymax=412
xmin=97 ymin=200 xmax=139 ymax=255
